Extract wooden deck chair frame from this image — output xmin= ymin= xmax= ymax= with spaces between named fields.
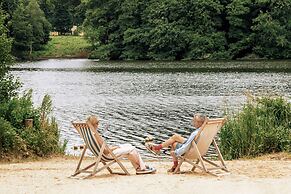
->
xmin=71 ymin=122 xmax=130 ymax=179
xmin=174 ymin=118 xmax=229 ymax=176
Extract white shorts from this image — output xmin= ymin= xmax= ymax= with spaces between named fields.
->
xmin=112 ymin=143 xmax=135 ymax=156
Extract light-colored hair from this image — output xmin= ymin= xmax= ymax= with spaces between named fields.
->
xmin=87 ymin=115 xmax=99 ymax=126
xmin=194 ymin=113 xmax=206 ymax=124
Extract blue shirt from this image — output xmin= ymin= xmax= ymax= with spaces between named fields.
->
xmin=174 ymin=128 xmax=200 ymax=157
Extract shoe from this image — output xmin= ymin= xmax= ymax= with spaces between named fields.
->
xmin=145 ymin=142 xmax=161 ymax=155
xmin=136 ymin=166 xmax=156 ymax=175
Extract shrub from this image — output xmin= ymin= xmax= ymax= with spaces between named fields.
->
xmin=220 ymin=95 xmax=291 ymax=160
xmin=0 ymin=90 xmax=39 ymax=129
xmin=0 ymin=10 xmax=21 ymax=103
xmin=0 ymin=117 xmax=18 ymax=153
xmin=0 ymin=90 xmax=66 ymax=158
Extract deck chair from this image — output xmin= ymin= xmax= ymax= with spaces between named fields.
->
xmin=174 ymin=118 xmax=229 ymax=176
xmin=71 ymin=122 xmax=130 ymax=179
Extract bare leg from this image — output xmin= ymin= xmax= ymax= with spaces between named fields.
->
xmin=170 ymin=142 xmax=178 ymax=162
xmin=162 ymin=134 xmax=185 ymax=148
xmin=112 ymin=144 xmax=146 ymax=170
xmin=126 ymin=149 xmax=146 ymax=170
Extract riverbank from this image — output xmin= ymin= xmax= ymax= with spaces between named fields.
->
xmin=0 ymin=153 xmax=290 ymax=194
xmin=31 ymin=36 xmax=91 ymax=59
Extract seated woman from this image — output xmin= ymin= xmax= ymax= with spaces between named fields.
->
xmin=87 ymin=115 xmax=156 ymax=175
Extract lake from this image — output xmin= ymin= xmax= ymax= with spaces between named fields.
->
xmin=12 ymin=59 xmax=291 ymax=157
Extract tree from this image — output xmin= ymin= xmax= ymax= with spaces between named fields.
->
xmin=11 ymin=2 xmax=33 ymax=58
xmin=0 ymin=10 xmax=20 ymax=102
xmin=0 ymin=12 xmax=12 ymax=65
xmin=84 ymin=0 xmax=124 ymax=59
xmin=11 ymin=0 xmax=51 ymax=58
xmin=38 ymin=0 xmax=55 ymax=25
xmin=226 ymin=0 xmax=260 ymax=59
xmin=0 ymin=0 xmax=18 ymax=18
xmin=144 ymin=0 xmax=227 ymax=60
xmin=226 ymin=0 xmax=291 ymax=59
xmin=119 ymin=0 xmax=149 ymax=59
xmin=52 ymin=0 xmax=73 ymax=34
xmin=73 ymin=0 xmax=87 ymax=26
xmin=26 ymin=0 xmax=51 ymax=50
xmin=84 ymin=0 xmax=228 ymax=60
xmin=251 ymin=0 xmax=291 ymax=59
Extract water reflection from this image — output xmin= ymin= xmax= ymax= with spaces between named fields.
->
xmin=12 ymin=59 xmax=291 ymax=157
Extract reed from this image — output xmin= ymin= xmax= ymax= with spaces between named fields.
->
xmin=220 ymin=95 xmax=290 ymax=160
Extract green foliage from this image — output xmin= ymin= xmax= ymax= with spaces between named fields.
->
xmin=10 ymin=0 xmax=51 ymax=58
xmin=83 ymin=0 xmax=290 ymax=60
xmin=251 ymin=1 xmax=291 ymax=58
xmin=0 ymin=11 xmax=12 ymax=67
xmin=122 ymin=28 xmax=149 ymax=60
xmin=186 ymin=32 xmax=229 ymax=59
xmin=52 ymin=0 xmax=72 ymax=34
xmin=0 ymin=0 xmax=18 ymax=21
xmin=0 ymin=10 xmax=20 ymax=102
xmin=1 ymin=3 xmax=65 ymax=159
xmin=0 ymin=117 xmax=19 ymax=153
xmin=11 ymin=2 xmax=33 ymax=56
xmin=47 ymin=0 xmax=84 ymax=34
xmin=2 ymin=0 xmax=291 ymax=60
xmin=0 ymin=90 xmax=39 ymax=129
xmin=0 ymin=90 xmax=66 ymax=158
xmin=220 ymin=95 xmax=291 ymax=160
xmin=84 ymin=0 xmax=227 ymax=60
xmin=38 ymin=0 xmax=55 ymax=25
xmin=27 ymin=0 xmax=52 ymax=49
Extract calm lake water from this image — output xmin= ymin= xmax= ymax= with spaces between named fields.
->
xmin=12 ymin=59 xmax=291 ymax=157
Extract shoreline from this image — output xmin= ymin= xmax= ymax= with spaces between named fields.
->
xmin=16 ymin=57 xmax=291 ymax=62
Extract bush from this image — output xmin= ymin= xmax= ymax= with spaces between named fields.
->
xmin=0 ymin=10 xmax=21 ymax=103
xmin=0 ymin=117 xmax=19 ymax=153
xmin=220 ymin=95 xmax=291 ymax=160
xmin=0 ymin=90 xmax=66 ymax=158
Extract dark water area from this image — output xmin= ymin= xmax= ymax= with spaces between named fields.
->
xmin=12 ymin=59 xmax=291 ymax=158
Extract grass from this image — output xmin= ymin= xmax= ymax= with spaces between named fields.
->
xmin=219 ymin=94 xmax=291 ymax=160
xmin=32 ymin=36 xmax=91 ymax=59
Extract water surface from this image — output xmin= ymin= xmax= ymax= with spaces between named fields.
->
xmin=12 ymin=59 xmax=291 ymax=157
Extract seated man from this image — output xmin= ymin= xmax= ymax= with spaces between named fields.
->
xmin=87 ymin=115 xmax=156 ymax=175
xmin=146 ymin=113 xmax=206 ymax=172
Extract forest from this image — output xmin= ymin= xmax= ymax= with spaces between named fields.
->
xmin=0 ymin=0 xmax=291 ymax=60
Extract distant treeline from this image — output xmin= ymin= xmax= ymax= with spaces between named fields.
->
xmin=83 ymin=0 xmax=291 ymax=60
xmin=0 ymin=0 xmax=84 ymax=59
xmin=1 ymin=0 xmax=291 ymax=60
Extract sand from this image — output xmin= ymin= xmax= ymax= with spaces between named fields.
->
xmin=0 ymin=155 xmax=290 ymax=194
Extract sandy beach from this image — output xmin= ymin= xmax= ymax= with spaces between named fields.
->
xmin=0 ymin=154 xmax=290 ymax=194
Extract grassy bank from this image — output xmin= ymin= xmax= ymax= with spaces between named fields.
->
xmin=220 ymin=95 xmax=291 ymax=160
xmin=32 ymin=36 xmax=91 ymax=59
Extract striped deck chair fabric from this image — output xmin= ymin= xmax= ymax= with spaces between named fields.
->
xmin=174 ymin=118 xmax=229 ymax=176
xmin=78 ymin=124 xmax=113 ymax=162
xmin=71 ymin=122 xmax=129 ymax=179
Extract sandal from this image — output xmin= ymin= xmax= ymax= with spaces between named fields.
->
xmin=136 ymin=166 xmax=156 ymax=175
xmin=145 ymin=142 xmax=161 ymax=155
